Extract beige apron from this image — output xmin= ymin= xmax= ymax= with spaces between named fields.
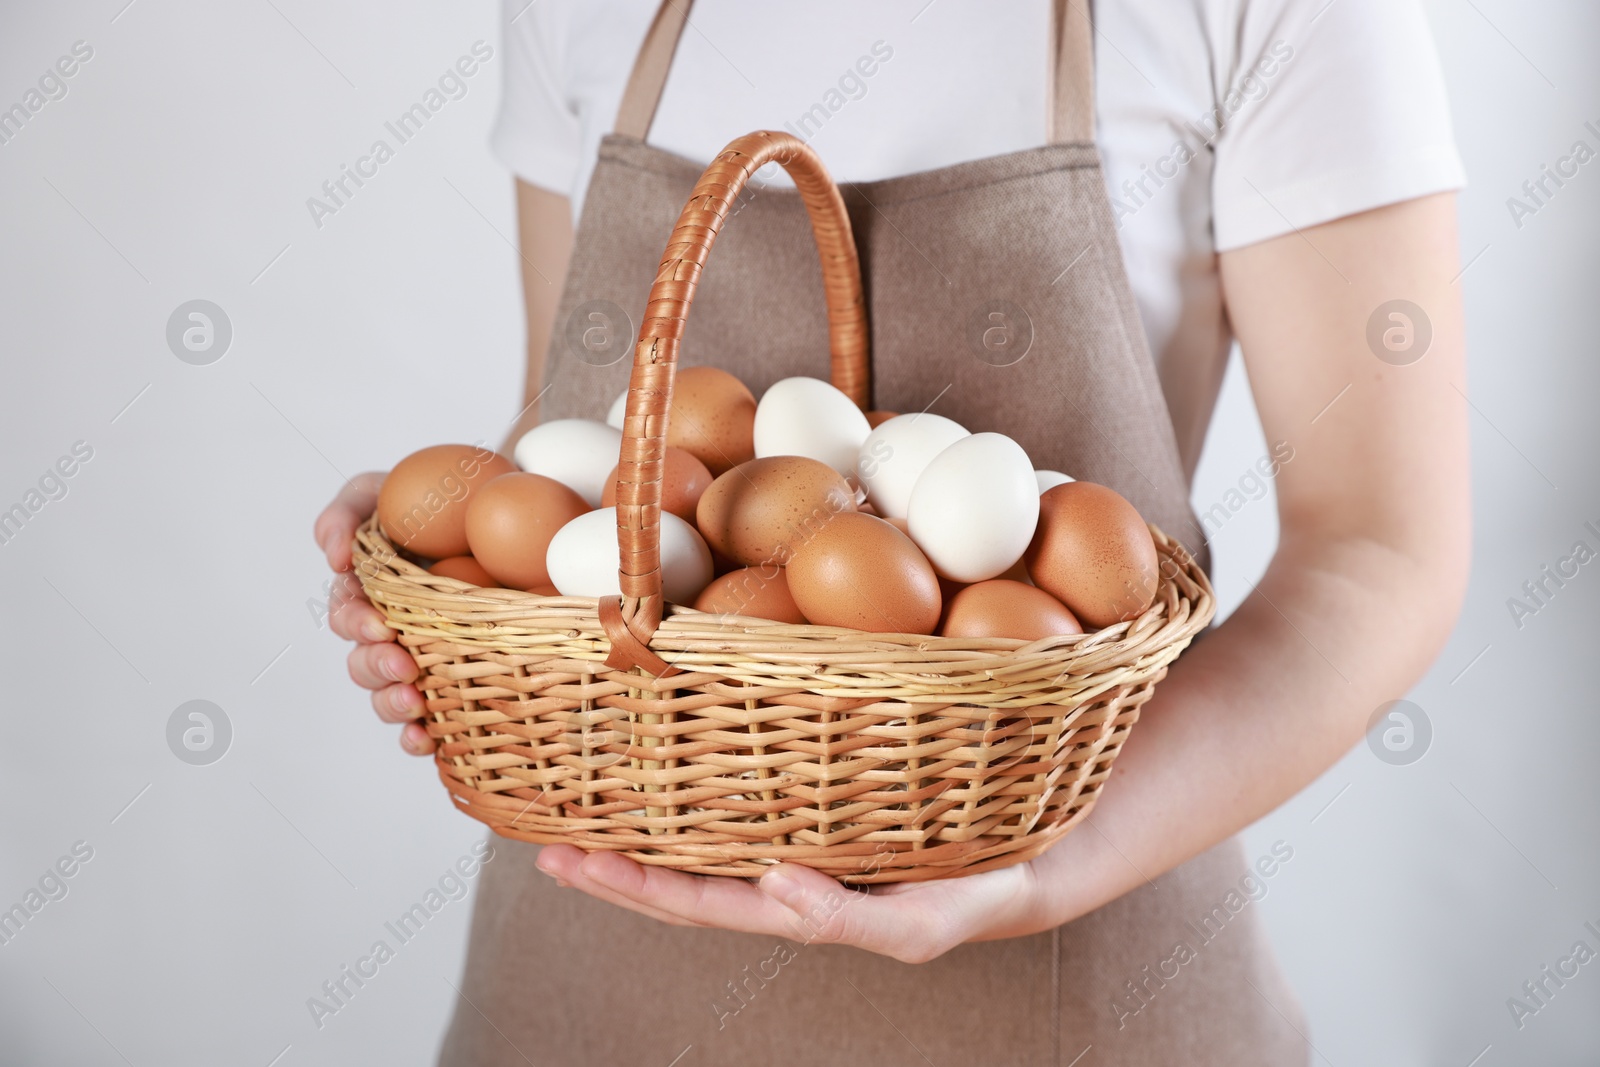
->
xmin=441 ymin=3 xmax=1308 ymax=1063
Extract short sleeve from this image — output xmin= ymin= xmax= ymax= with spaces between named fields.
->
xmin=490 ymin=0 xmax=583 ymax=196
xmin=1209 ymin=0 xmax=1465 ymax=251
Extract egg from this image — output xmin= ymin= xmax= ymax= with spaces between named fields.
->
xmin=513 ymin=419 xmax=623 ymax=508
xmin=786 ymin=513 xmax=941 ymax=633
xmin=857 ymin=413 xmax=970 ymax=520
xmin=545 ymin=507 xmax=713 ymax=605
xmin=526 ymin=582 xmax=560 ymax=596
xmin=906 ymin=432 xmax=1040 ymax=583
xmin=599 ymin=445 xmax=714 ymax=524
xmin=692 ymin=566 xmax=807 ymax=624
xmin=753 ymin=376 xmax=871 ymax=476
xmin=377 ymin=444 xmax=517 ymax=558
xmin=866 ymin=410 xmax=899 ymax=429
xmin=666 ymin=366 xmax=757 ymax=475
xmin=1035 ymin=470 xmax=1075 ymax=493
xmin=695 ymin=456 xmax=856 ymax=567
xmin=463 ymin=472 xmax=590 ymax=590
xmin=940 ymin=580 xmax=1082 ymax=641
xmin=428 ymin=556 xmax=501 ymax=588
xmin=1025 ymin=482 xmax=1159 ymax=629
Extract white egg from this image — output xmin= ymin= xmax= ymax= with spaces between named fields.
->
xmin=857 ymin=414 xmax=970 ymax=520
xmin=752 ymin=376 xmax=871 ymax=476
xmin=546 ymin=507 xmax=713 ymax=605
xmin=1035 ymin=470 xmax=1075 ymax=493
xmin=605 ymin=389 xmax=629 ymax=430
xmin=907 ymin=433 xmax=1041 ymax=582
xmin=513 ymin=418 xmax=623 ymax=508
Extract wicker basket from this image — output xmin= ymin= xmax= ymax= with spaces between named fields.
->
xmin=353 ymin=131 xmax=1215 ymax=884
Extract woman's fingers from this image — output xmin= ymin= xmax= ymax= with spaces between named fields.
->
xmin=536 ymin=847 xmax=702 ymax=927
xmin=314 ymin=471 xmax=386 ymax=572
xmin=399 ymin=721 xmax=437 ymax=757
xmin=574 ymin=850 xmax=806 ymax=936
xmin=535 ymin=844 xmax=1027 ymax=963
xmin=315 ymin=470 xmax=429 ymax=753
xmin=370 ymin=682 xmax=426 ymax=724
xmin=760 ymin=863 xmax=1034 ymax=963
xmin=348 ymin=643 xmax=419 ymax=691
xmin=330 ymin=585 xmax=392 ymax=644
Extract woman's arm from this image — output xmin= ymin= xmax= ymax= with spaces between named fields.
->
xmin=1014 ymin=190 xmax=1472 ymax=935
xmin=503 ymin=179 xmax=576 ymax=448
xmin=536 ymin=192 xmax=1473 ymax=962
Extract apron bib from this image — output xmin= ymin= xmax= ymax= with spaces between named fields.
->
xmin=442 ymin=3 xmax=1306 ymax=1063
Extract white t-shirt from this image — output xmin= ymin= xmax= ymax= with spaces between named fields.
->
xmin=490 ymin=0 xmax=1464 ymax=476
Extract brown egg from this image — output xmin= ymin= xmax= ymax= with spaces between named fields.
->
xmin=786 ymin=512 xmax=941 ymax=634
xmin=865 ymin=410 xmax=899 ymax=429
xmin=463 ymin=472 xmax=589 ymax=590
xmin=600 ymin=445 xmax=714 ymax=523
xmin=378 ymin=445 xmax=517 ymax=558
xmin=1024 ymin=482 xmax=1158 ymax=629
xmin=428 ymin=556 xmax=501 ymax=587
xmin=668 ymin=366 xmax=757 ymax=475
xmin=695 ymin=456 xmax=856 ymax=567
xmin=692 ymin=566 xmax=807 ymax=623
xmin=941 ymin=580 xmax=1082 ymax=641
xmin=526 ymin=582 xmax=560 ymax=596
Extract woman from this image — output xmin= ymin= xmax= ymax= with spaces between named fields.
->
xmin=316 ymin=1 xmax=1470 ymax=1062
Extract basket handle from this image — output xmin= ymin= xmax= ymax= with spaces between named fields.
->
xmin=599 ymin=131 xmax=870 ymax=675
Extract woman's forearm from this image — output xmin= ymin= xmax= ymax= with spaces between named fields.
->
xmin=996 ymin=194 xmax=1474 ymax=936
xmin=502 ymin=180 xmax=575 ymax=452
xmin=1005 ymin=528 xmax=1469 ymax=934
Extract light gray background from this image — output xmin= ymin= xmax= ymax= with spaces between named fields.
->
xmin=1 ymin=2 xmax=1595 ymax=1064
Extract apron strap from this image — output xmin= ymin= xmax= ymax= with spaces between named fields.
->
xmin=1048 ymin=0 xmax=1096 ymax=144
xmin=614 ymin=0 xmax=695 ymax=138
xmin=614 ymin=0 xmax=1096 ymax=144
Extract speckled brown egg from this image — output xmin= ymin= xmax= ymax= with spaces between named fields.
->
xmin=600 ymin=445 xmax=714 ymax=523
xmin=692 ymin=566 xmax=807 ymax=624
xmin=695 ymin=456 xmax=856 ymax=567
xmin=786 ymin=512 xmax=941 ymax=634
xmin=377 ymin=444 xmax=517 ymax=558
xmin=1024 ymin=482 xmax=1158 ymax=629
xmin=668 ymin=366 xmax=757 ymax=475
xmin=428 ymin=556 xmax=501 ymax=587
xmin=941 ymin=580 xmax=1082 ymax=640
xmin=464 ymin=472 xmax=589 ymax=590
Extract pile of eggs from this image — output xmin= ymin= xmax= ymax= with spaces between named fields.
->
xmin=375 ymin=368 xmax=1161 ymax=641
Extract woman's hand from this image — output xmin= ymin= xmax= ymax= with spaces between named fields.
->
xmin=534 ymin=844 xmax=1048 ymax=964
xmin=313 ymin=472 xmax=436 ymax=756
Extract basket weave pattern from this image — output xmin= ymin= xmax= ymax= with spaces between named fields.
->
xmin=355 ymin=520 xmax=1210 ymax=883
xmin=355 ymin=132 xmax=1215 ymax=883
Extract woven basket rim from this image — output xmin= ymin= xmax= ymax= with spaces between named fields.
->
xmin=352 ymin=512 xmax=1215 ymax=701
